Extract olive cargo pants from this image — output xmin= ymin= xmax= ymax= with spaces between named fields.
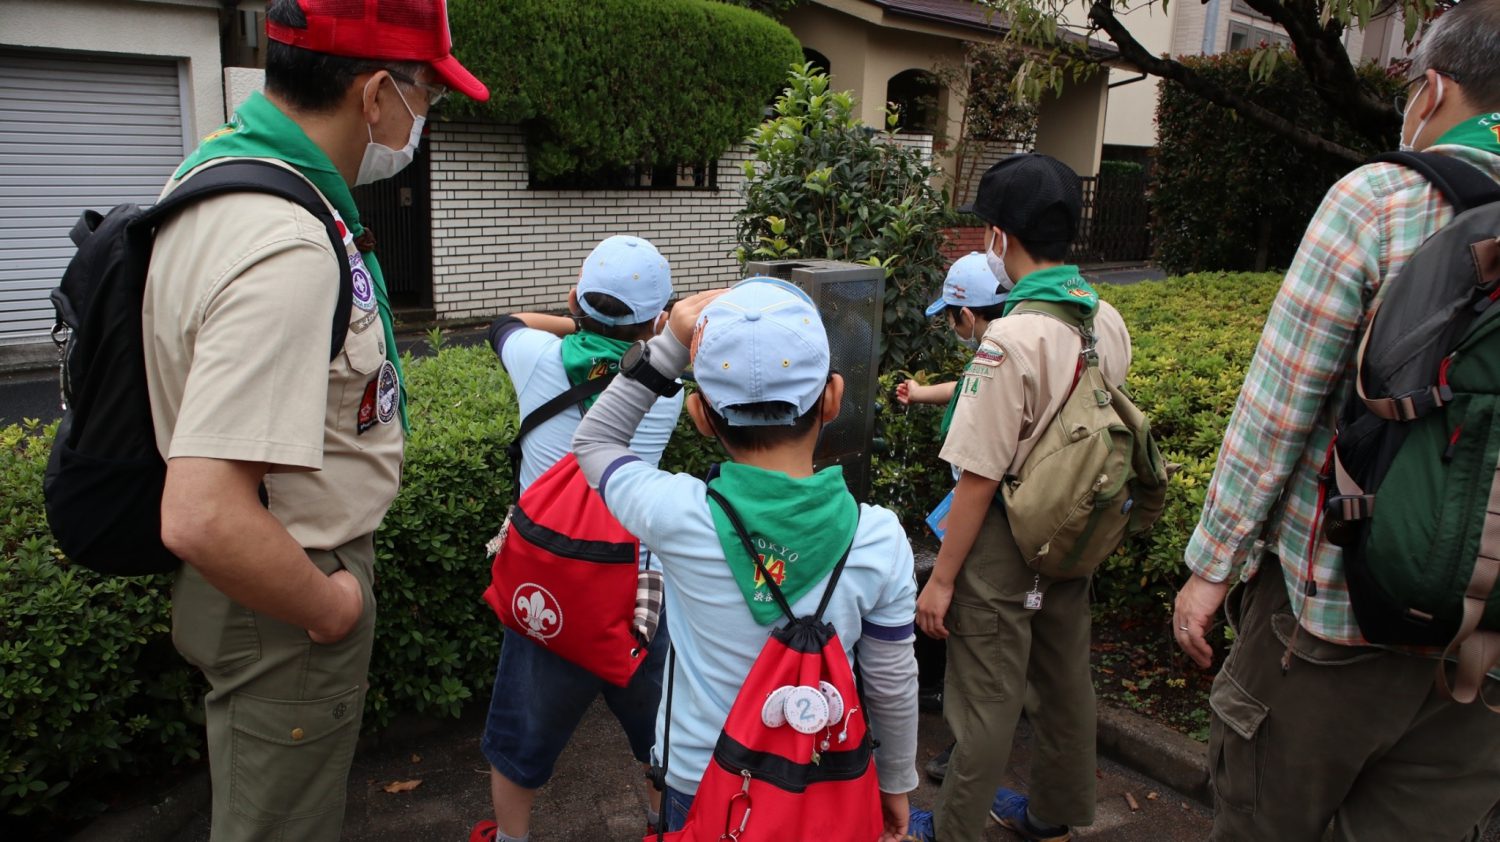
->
xmin=934 ymin=504 xmax=1097 ymax=842
xmin=172 ymin=534 xmax=377 ymax=842
xmin=1209 ymin=562 xmax=1500 ymax=841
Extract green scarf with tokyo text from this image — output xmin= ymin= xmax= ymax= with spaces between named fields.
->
xmin=173 ymin=91 xmax=407 ymax=430
xmin=706 ymin=462 xmax=860 ymax=625
xmin=1434 ymin=112 xmax=1500 ymax=157
xmin=1002 ymin=264 xmax=1099 ymax=319
xmin=559 ymin=331 xmax=633 ymax=410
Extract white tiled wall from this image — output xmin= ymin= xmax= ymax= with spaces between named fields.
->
xmin=427 ymin=121 xmax=753 ymax=321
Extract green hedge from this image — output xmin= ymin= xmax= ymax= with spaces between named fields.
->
xmin=446 ymin=0 xmax=801 ymax=181
xmin=871 ymin=272 xmax=1284 ymax=615
xmin=1153 ymin=52 xmax=1403 ymax=274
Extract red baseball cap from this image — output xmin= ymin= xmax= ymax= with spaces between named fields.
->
xmin=267 ymin=0 xmax=489 ymax=102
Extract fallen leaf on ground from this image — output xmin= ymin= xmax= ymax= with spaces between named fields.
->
xmin=411 ymin=754 xmax=422 ymax=764
xmin=1146 ymin=791 xmax=1159 ymax=801
xmin=1124 ymin=792 xmax=1141 ymax=812
xmin=383 ymin=779 xmax=422 ymax=794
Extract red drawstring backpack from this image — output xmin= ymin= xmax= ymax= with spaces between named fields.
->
xmin=483 ymin=453 xmax=649 ymax=687
xmin=649 ymin=488 xmax=882 ymax=842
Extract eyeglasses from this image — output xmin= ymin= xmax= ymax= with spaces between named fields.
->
xmin=1395 ymin=69 xmax=1461 ymax=113
xmin=385 ymin=69 xmax=449 ymax=109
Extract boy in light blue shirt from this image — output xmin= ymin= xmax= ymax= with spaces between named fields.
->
xmin=474 ymin=235 xmax=683 ymax=842
xmin=574 ymin=280 xmax=921 ymax=840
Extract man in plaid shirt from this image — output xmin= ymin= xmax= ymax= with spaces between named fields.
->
xmin=1174 ymin=3 xmax=1500 ymax=839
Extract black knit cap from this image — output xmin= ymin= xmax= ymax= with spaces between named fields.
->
xmin=960 ymin=153 xmax=1083 ymax=248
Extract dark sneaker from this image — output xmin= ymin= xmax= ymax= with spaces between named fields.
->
xmin=925 ymin=743 xmax=954 ymax=783
xmin=468 ymin=820 xmax=498 ymax=842
xmin=906 ymin=807 xmax=937 ymax=841
xmin=989 ymin=787 xmax=1071 ymax=842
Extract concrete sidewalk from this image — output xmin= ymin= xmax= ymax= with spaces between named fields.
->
xmin=147 ymin=705 xmax=1213 ymax=842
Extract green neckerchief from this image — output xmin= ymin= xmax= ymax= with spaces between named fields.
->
xmin=1435 ymin=113 xmax=1500 ymax=157
xmin=939 ymin=383 xmax=961 ymax=437
xmin=1002 ymin=264 xmax=1099 ymax=319
xmin=173 ymin=91 xmax=407 ymax=430
xmin=559 ymin=331 xmax=633 ymax=409
xmin=706 ymin=462 xmax=859 ymax=625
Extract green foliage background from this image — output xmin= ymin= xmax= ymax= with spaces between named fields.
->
xmin=1 ymin=272 xmax=1282 ymax=825
xmin=1153 ymin=52 xmax=1403 ymax=274
xmin=736 ymin=65 xmax=956 ymax=375
xmin=444 ymin=0 xmax=801 ymax=181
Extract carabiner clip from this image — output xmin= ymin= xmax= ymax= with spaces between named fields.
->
xmin=720 ymin=770 xmax=753 ymax=840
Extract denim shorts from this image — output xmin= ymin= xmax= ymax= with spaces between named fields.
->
xmin=661 ymin=785 xmax=694 ymax=831
xmin=481 ymin=616 xmax=669 ymax=789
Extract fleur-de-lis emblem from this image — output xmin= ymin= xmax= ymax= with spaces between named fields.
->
xmin=512 ymin=584 xmax=562 ymax=642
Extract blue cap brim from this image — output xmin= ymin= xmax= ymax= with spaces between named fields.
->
xmin=924 ymin=297 xmax=948 ymax=318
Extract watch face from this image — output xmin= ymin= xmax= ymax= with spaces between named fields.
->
xmin=621 ymin=341 xmax=645 ymax=371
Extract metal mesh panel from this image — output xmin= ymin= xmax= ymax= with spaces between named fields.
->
xmin=744 ymin=260 xmax=885 ymax=501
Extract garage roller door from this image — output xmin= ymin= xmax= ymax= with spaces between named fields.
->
xmin=0 ymin=51 xmax=185 ymax=345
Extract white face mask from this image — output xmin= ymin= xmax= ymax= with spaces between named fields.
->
xmin=953 ymin=311 xmax=981 ymax=350
xmin=985 ymin=228 xmax=1014 ymax=291
xmin=356 ymin=75 xmax=424 ymax=186
xmin=1399 ymin=75 xmax=1443 ymax=153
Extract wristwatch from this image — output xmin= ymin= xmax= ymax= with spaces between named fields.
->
xmin=619 ymin=340 xmax=682 ymax=397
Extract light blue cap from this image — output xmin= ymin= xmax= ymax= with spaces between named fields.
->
xmin=924 ymin=252 xmax=1006 ymax=317
xmin=693 ymin=277 xmax=830 ymax=427
xmin=576 ymin=235 xmax=672 ymax=326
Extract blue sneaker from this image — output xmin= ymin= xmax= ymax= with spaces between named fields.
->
xmin=906 ymin=807 xmax=937 ymax=841
xmin=989 ymin=787 xmax=1071 ymax=842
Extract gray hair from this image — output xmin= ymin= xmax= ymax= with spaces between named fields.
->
xmin=1411 ymin=0 xmax=1500 ymax=111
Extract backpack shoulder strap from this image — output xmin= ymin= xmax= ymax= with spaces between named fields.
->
xmin=507 ymin=372 xmax=618 ymax=497
xmin=1369 ymin=151 xmax=1500 ymax=214
xmin=139 ymin=160 xmax=353 ymax=362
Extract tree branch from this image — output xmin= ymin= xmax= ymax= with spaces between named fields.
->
xmin=1087 ymin=0 xmax=1366 ymax=164
xmin=1238 ymin=0 xmax=1399 ymax=146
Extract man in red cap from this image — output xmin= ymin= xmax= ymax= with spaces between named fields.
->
xmin=142 ymin=2 xmax=486 ymax=839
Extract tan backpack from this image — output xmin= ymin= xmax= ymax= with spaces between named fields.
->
xmin=1000 ymin=302 xmax=1167 ymax=579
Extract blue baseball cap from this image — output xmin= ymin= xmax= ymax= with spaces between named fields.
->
xmin=924 ymin=252 xmax=1006 ymax=317
xmin=693 ymin=277 xmax=830 ymax=427
xmin=576 ymin=235 xmax=672 ymax=326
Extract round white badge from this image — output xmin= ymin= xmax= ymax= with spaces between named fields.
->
xmin=819 ymin=680 xmax=845 ymax=725
xmin=376 ymin=360 xmax=398 ymax=424
xmin=783 ymin=685 xmax=830 ymax=734
xmin=761 ymin=685 xmax=795 ymax=728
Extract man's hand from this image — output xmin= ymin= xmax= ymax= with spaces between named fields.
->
xmin=917 ymin=577 xmax=954 ymax=640
xmin=667 ymin=289 xmax=728 ymax=347
xmin=308 ymin=569 xmax=365 ymax=644
xmin=1174 ymin=573 xmax=1230 ymax=669
xmin=878 ymin=791 xmax=910 ymax=842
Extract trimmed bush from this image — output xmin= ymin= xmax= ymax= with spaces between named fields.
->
xmin=872 ymin=272 xmax=1284 ymax=615
xmin=737 ymin=64 xmax=956 ymax=375
xmin=445 ymin=0 xmax=801 ymax=181
xmin=1153 ymin=52 xmax=1403 ymax=274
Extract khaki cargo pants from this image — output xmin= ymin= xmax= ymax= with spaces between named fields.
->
xmin=172 ymin=534 xmax=377 ymax=842
xmin=934 ymin=504 xmax=1097 ymax=842
xmin=1209 ymin=563 xmax=1500 ymax=842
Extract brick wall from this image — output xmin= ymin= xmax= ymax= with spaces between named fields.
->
xmin=940 ymin=226 xmax=987 ymax=265
xmin=427 ymin=121 xmax=752 ymax=321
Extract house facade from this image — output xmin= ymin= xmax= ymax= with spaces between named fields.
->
xmin=0 ymin=0 xmax=1118 ymax=366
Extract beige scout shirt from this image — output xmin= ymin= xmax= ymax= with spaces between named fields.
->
xmin=940 ymin=300 xmax=1131 ymax=481
xmin=143 ymin=159 xmax=403 ymax=551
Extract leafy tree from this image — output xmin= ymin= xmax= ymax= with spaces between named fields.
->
xmin=979 ymin=0 xmax=1451 ymax=164
xmin=931 ymin=40 xmax=1040 ymax=205
xmin=737 ymin=65 xmax=955 ymax=373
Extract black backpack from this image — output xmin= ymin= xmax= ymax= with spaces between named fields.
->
xmin=43 ymin=160 xmax=354 ymax=576
xmin=1321 ymin=151 xmax=1500 ymax=705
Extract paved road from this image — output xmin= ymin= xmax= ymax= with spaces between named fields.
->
xmin=158 ymin=706 xmax=1213 ymax=842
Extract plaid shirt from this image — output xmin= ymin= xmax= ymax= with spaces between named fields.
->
xmin=1186 ymin=144 xmax=1500 ymax=647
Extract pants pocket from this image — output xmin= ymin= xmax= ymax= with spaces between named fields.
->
xmin=172 ymin=566 xmax=260 ymax=674
xmin=1208 ymin=667 xmax=1269 ymax=815
xmin=228 ymin=685 xmax=363 ymax=825
xmin=944 ymin=601 xmax=1009 ymax=702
